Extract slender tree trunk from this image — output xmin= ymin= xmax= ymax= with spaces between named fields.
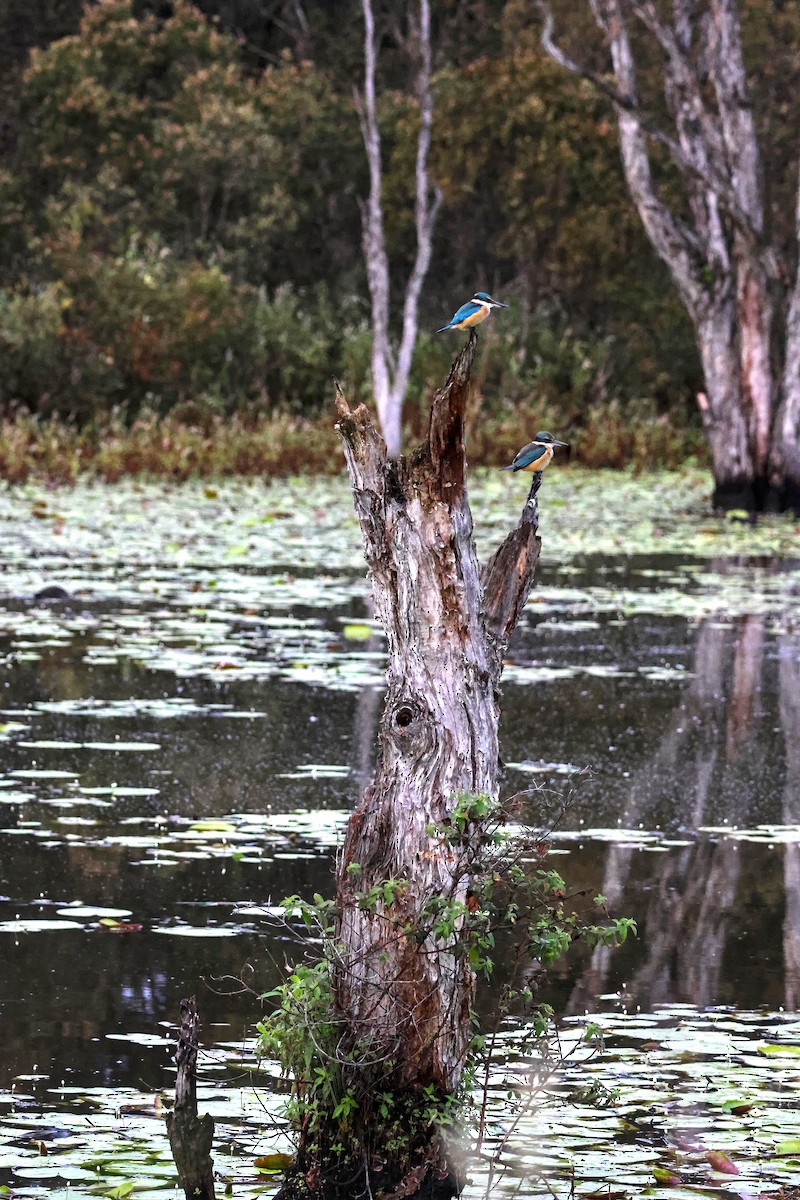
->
xmin=279 ymin=333 xmax=542 ymax=1198
xmin=359 ymin=0 xmax=394 ymax=446
xmin=358 ymin=0 xmax=440 ymax=459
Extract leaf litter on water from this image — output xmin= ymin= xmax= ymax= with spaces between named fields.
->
xmin=0 ymin=476 xmax=799 ymax=1198
xmin=0 ymin=1008 xmax=794 ymax=1199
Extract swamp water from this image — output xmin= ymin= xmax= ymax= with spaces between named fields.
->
xmin=0 ymin=470 xmax=799 ymax=1199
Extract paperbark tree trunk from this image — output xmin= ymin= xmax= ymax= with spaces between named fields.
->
xmin=279 ymin=332 xmax=542 ymax=1198
xmin=694 ymin=292 xmax=754 ymax=505
xmin=540 ymin=0 xmax=800 ymax=513
xmin=774 ymin=181 xmax=800 ymax=511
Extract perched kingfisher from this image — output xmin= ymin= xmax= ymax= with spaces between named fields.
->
xmin=436 ymin=291 xmax=508 ymax=333
xmin=501 ymin=432 xmax=569 ymax=473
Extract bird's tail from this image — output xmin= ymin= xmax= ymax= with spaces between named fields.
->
xmin=499 ymin=464 xmax=515 ymax=471
xmin=434 ymin=323 xmax=453 ymax=334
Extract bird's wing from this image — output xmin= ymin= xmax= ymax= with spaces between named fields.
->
xmin=511 ymin=442 xmax=547 ymax=470
xmin=451 ymin=300 xmax=480 ymax=324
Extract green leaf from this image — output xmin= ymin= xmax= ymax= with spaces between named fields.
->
xmin=254 ymin=1152 xmax=294 ymax=1171
xmin=342 ymin=623 xmax=373 ymax=641
xmin=652 ymin=1167 xmax=682 ymax=1185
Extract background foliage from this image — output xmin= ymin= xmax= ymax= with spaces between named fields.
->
xmin=1 ymin=0 xmax=795 ymax=463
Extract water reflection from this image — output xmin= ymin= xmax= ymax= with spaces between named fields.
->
xmin=564 ymin=613 xmax=800 ymax=1013
xmin=0 ymin=543 xmax=799 ymax=1099
xmin=780 ymin=632 xmax=800 ymax=1010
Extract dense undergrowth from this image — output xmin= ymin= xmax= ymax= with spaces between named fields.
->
xmin=0 ymin=398 xmax=706 ymax=484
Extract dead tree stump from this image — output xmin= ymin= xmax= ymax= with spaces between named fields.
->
xmin=166 ymin=997 xmax=216 ymax=1200
xmin=278 ymin=332 xmax=543 ymax=1199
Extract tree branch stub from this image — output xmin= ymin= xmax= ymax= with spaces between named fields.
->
xmin=482 ymin=474 xmax=542 ymax=670
xmin=166 ymin=997 xmax=216 ymax=1200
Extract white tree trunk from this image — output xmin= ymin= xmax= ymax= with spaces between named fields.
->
xmin=735 ymin=253 xmax=773 ymax=479
xmin=358 ymin=0 xmax=440 ymax=459
xmin=542 ymin=0 xmax=799 ymax=511
xmin=359 ymin=0 xmax=394 ymax=445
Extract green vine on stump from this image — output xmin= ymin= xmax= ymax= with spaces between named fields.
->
xmin=257 ymin=789 xmax=636 ymax=1190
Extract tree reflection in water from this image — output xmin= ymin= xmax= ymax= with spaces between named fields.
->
xmin=568 ymin=612 xmax=800 ymax=1013
xmin=780 ymin=632 xmax=800 ymax=1009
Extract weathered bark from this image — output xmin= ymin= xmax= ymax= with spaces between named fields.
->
xmin=334 ymin=332 xmax=539 ymax=1084
xmin=166 ymin=997 xmax=216 ymax=1200
xmin=541 ymin=0 xmax=799 ymax=512
xmin=280 ymin=332 xmax=542 ymax=1197
xmin=694 ymin=296 xmax=753 ymax=500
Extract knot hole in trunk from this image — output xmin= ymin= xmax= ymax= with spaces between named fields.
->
xmin=385 ymin=695 xmax=428 ymax=739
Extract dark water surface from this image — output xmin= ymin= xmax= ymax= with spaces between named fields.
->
xmin=0 ymin=476 xmax=799 ymax=1197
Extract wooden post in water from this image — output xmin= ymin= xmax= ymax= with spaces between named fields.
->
xmin=280 ymin=331 xmax=543 ymax=1198
xmin=166 ymin=997 xmax=216 ymax=1200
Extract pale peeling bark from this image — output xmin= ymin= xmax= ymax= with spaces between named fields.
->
xmin=333 ymin=334 xmax=541 ymax=1101
xmin=358 ymin=0 xmax=441 ymax=459
xmin=359 ymin=0 xmax=393 ymax=433
xmin=704 ymin=0 xmax=774 ymax=480
xmin=695 ymin=299 xmax=752 ymax=482
xmin=541 ymin=0 xmax=800 ymax=511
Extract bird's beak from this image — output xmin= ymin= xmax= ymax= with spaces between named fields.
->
xmin=491 ymin=300 xmax=508 ymax=308
xmin=553 ymin=440 xmax=569 ymax=448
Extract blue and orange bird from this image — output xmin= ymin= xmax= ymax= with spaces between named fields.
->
xmin=501 ymin=432 xmax=568 ymax=474
xmin=436 ymin=291 xmax=508 ymax=334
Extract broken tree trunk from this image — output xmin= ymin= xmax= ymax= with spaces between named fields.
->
xmin=280 ymin=331 xmax=543 ymax=1198
xmin=166 ymin=997 xmax=216 ymax=1200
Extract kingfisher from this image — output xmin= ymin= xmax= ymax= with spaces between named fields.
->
xmin=501 ymin=432 xmax=569 ymax=473
xmin=436 ymin=291 xmax=508 ymax=333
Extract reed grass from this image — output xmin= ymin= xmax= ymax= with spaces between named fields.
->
xmin=0 ymin=399 xmax=706 ymax=485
